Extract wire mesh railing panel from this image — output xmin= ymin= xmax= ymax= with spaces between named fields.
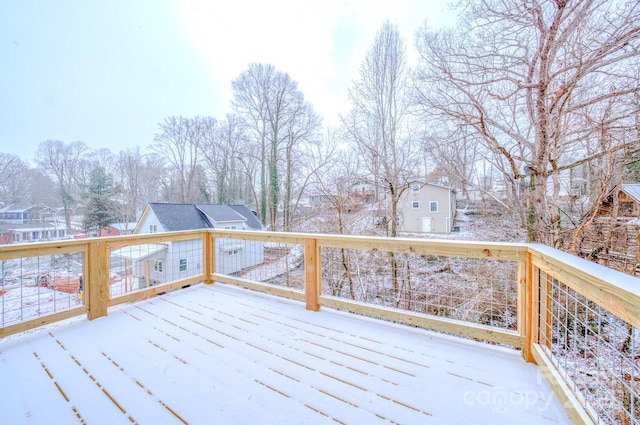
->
xmin=232 ymin=240 xmax=304 ymax=292
xmin=1 ymin=253 xmax=84 ymax=326
xmin=321 ymin=248 xmax=518 ymax=331
xmin=109 ymin=239 xmax=203 ymax=298
xmin=540 ymin=275 xmax=640 ymax=425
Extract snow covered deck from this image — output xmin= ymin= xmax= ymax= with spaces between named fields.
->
xmin=0 ymin=283 xmax=571 ymax=424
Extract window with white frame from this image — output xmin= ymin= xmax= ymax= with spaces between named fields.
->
xmin=429 ymin=201 xmax=438 ymax=212
xmin=224 ymin=225 xmax=237 ymax=230
xmin=412 ymin=201 xmax=420 ymax=209
xmin=154 ymin=259 xmax=163 ymax=272
xmin=149 ymin=224 xmax=157 ymax=233
xmin=179 ymin=258 xmax=187 ymax=272
xmin=411 ymin=184 xmax=420 ymax=193
xmin=227 ymin=249 xmax=239 ymax=256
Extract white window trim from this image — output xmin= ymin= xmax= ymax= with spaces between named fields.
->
xmin=154 ymin=259 xmax=163 ymax=272
xmin=412 ymin=201 xmax=420 ymax=209
xmin=429 ymin=201 xmax=439 ymax=213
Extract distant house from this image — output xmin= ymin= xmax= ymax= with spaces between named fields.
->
xmin=349 ymin=180 xmax=377 ymax=204
xmin=608 ymin=184 xmax=640 ymax=217
xmin=397 ymin=182 xmax=456 ymax=234
xmin=579 ymin=184 xmax=640 ymax=274
xmin=0 ymin=204 xmax=68 ymax=244
xmin=112 ymin=203 xmax=265 ymax=290
xmin=0 ymin=204 xmax=57 ymax=224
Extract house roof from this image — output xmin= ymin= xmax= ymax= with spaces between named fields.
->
xmin=0 ymin=203 xmax=55 ymax=214
xmin=142 ymin=203 xmax=263 ymax=232
xmin=227 ymin=204 xmax=265 ymax=230
xmin=110 ymin=222 xmax=135 ymax=231
xmin=148 ymin=203 xmax=212 ymax=231
xmin=196 ymin=204 xmax=246 ymax=223
xmin=622 ymin=184 xmax=640 ymax=203
xmin=110 ymin=243 xmax=167 ymax=261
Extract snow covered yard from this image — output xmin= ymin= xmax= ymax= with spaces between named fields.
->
xmin=0 ymin=283 xmax=570 ymax=424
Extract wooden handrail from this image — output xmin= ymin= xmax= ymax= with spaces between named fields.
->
xmin=1 ymin=229 xmax=639 ymax=353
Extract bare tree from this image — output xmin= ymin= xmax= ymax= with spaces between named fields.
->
xmin=151 ymin=116 xmax=204 ymax=203
xmin=140 ymin=152 xmax=168 ymax=204
xmin=342 ymin=20 xmax=418 ymax=238
xmin=420 ymin=125 xmax=484 ymax=201
xmin=310 ymin=136 xmax=360 ymax=299
xmin=281 ymin=95 xmax=322 ymax=230
xmin=341 ymin=21 xmax=419 ymax=308
xmin=414 ymin=0 xmax=640 ymax=247
xmin=232 ymin=63 xmax=321 ymax=229
xmin=35 ymin=140 xmax=89 ymax=229
xmin=115 ymin=147 xmax=145 ymax=224
xmin=0 ymin=153 xmax=30 ymax=205
xmin=198 ymin=114 xmax=256 ymax=206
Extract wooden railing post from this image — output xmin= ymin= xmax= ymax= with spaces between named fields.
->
xmin=517 ymin=256 xmax=529 ymax=360
xmin=87 ymin=240 xmax=109 ymax=320
xmin=524 ymin=250 xmax=540 ymax=363
xmin=203 ymin=232 xmax=214 ymax=284
xmin=304 ymin=238 xmax=320 ymax=311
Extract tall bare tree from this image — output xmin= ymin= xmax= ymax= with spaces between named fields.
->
xmin=342 ymin=20 xmax=418 ymax=238
xmin=115 ymin=147 xmax=145 ymax=224
xmin=199 ymin=114 xmax=256 ymax=206
xmin=151 ymin=116 xmax=205 ymax=203
xmin=35 ymin=140 xmax=88 ymax=229
xmin=232 ymin=63 xmax=321 ymax=229
xmin=341 ymin=21 xmax=418 ymax=308
xmin=414 ymin=0 xmax=640 ymax=248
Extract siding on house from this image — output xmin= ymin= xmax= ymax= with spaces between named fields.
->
xmin=398 ymin=183 xmax=456 ymax=234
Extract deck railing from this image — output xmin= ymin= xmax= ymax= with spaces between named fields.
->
xmin=1 ymin=229 xmax=639 ymax=424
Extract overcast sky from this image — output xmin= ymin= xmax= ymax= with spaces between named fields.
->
xmin=0 ymin=0 xmax=458 ymax=162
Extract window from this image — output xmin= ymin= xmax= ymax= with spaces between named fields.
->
xmin=621 ymin=201 xmax=634 ymax=216
xmin=224 ymin=225 xmax=237 ymax=230
xmin=411 ymin=184 xmax=420 ymax=193
xmin=149 ymin=224 xmax=157 ymax=233
xmin=429 ymin=201 xmax=438 ymax=212
xmin=154 ymin=260 xmax=163 ymax=272
xmin=179 ymin=258 xmax=187 ymax=272
xmin=227 ymin=250 xmax=239 ymax=256
xmin=412 ymin=201 xmax=420 ymax=209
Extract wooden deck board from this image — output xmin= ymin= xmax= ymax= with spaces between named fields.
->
xmin=0 ymin=283 xmax=571 ymax=424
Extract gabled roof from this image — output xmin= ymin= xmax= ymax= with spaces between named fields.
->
xmin=148 ymin=203 xmax=212 ymax=231
xmin=0 ymin=203 xmax=55 ymax=213
xmin=227 ymin=204 xmax=265 ymax=230
xmin=196 ymin=204 xmax=246 ymax=223
xmin=622 ymin=184 xmax=640 ymax=203
xmin=110 ymin=222 xmax=136 ymax=231
xmin=140 ymin=203 xmax=263 ymax=232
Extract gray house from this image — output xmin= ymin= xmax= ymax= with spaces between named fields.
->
xmin=112 ymin=203 xmax=265 ymax=290
xmin=397 ymin=182 xmax=456 ymax=234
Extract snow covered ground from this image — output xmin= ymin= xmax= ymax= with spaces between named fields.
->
xmin=0 ymin=283 xmax=570 ymax=424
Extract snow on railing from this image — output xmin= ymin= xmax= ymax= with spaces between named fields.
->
xmin=528 ymin=245 xmax=640 ymax=425
xmin=1 ymin=229 xmax=639 ymax=424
